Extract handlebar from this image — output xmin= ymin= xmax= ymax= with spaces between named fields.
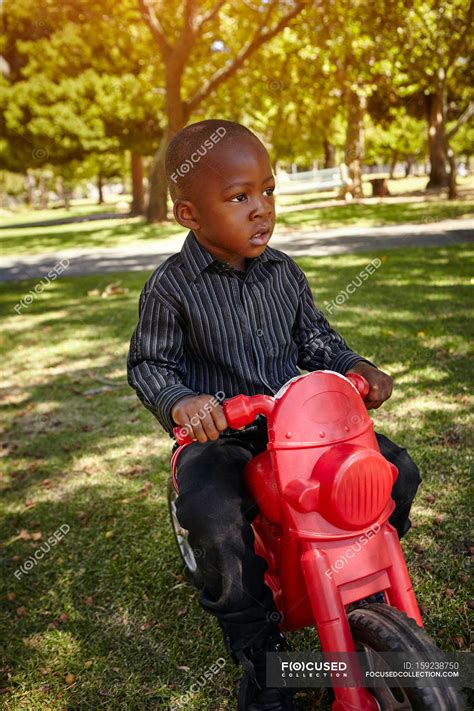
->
xmin=346 ymin=373 xmax=370 ymax=399
xmin=172 ymin=373 xmax=369 ymax=444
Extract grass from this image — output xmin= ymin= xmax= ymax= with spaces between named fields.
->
xmin=1 ymin=176 xmax=473 ymax=257
xmin=0 ymin=244 xmax=473 ymax=709
xmin=277 ymin=198 xmax=474 ymax=230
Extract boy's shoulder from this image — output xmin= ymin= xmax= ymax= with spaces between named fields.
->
xmin=141 ymin=252 xmax=183 ymax=294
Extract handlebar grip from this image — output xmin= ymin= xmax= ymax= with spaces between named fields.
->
xmin=173 ymin=426 xmax=195 ymax=445
xmin=346 ymin=373 xmax=370 ymax=399
xmin=223 ymin=394 xmax=275 ymax=429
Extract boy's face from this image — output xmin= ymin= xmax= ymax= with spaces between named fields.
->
xmin=173 ymin=138 xmax=276 ymax=271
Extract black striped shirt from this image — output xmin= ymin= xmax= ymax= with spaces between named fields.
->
xmin=127 ymin=230 xmax=371 ymax=437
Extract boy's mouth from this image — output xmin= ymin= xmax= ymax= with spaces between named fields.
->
xmin=249 ymin=226 xmax=272 ymax=246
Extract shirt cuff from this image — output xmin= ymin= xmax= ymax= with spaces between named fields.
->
xmin=155 ymin=384 xmax=200 ymax=436
xmin=330 ymin=352 xmax=377 ymax=375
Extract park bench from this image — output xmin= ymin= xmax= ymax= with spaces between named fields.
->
xmin=276 ymin=164 xmax=351 ymax=195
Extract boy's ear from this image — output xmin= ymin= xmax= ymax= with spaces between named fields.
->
xmin=173 ymin=200 xmax=201 ymax=231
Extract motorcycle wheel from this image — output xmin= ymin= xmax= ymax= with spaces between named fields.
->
xmin=167 ymin=477 xmax=203 ymax=588
xmin=348 ymin=603 xmax=466 ymax=711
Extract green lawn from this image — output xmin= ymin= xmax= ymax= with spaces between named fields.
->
xmin=0 ymin=244 xmax=472 ymax=709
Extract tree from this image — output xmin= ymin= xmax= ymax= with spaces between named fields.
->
xmin=138 ymin=0 xmax=306 ymax=222
xmin=0 ymin=0 xmax=163 ymax=213
xmin=304 ymin=0 xmax=398 ymax=198
xmin=384 ymin=0 xmax=473 ymax=190
xmin=365 ymin=108 xmax=426 ymax=177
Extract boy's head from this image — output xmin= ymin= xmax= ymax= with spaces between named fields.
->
xmin=165 ymin=119 xmax=276 ymax=270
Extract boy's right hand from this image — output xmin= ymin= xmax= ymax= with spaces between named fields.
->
xmin=171 ymin=394 xmax=229 ymax=443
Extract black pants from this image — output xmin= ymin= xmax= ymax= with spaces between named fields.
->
xmin=174 ymin=423 xmax=421 ymax=655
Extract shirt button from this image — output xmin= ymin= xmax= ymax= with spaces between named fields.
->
xmin=256 ymin=329 xmax=264 ymax=336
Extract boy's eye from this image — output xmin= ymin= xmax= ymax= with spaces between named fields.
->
xmin=230 ymin=193 xmax=247 ymax=203
xmin=264 ymin=187 xmax=275 ymax=196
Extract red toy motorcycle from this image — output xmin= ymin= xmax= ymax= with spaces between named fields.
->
xmin=168 ymin=370 xmax=464 ymax=710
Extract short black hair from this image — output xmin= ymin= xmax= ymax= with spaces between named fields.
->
xmin=165 ymin=119 xmax=262 ymax=201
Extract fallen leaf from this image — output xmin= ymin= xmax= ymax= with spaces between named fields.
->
xmin=42 ymin=479 xmax=52 ymax=488
xmin=467 ymin=600 xmax=474 ymax=610
xmin=453 ymin=637 xmax=465 ymax=649
xmin=7 ymin=592 xmax=16 ymax=601
xmin=445 ymin=588 xmax=455 ymax=598
xmin=104 ymin=530 xmax=114 ymax=539
xmin=31 ymin=532 xmax=42 ymax=541
xmin=57 ymin=613 xmax=70 ymax=623
xmin=84 ymin=596 xmax=94 ymax=606
xmin=414 ymin=544 xmax=423 ymax=554
xmin=84 ymin=660 xmax=93 ymax=669
xmin=64 ymin=672 xmax=75 ymax=685
xmin=16 ymin=606 xmax=26 ymax=617
xmin=425 ymin=494 xmax=435 ymax=504
xmin=177 ymin=665 xmax=190 ymax=672
xmin=433 ymin=515 xmax=443 ymax=526
xmin=177 ymin=607 xmax=187 ymax=617
xmin=124 ymin=465 xmax=146 ymax=477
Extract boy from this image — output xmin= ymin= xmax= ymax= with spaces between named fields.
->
xmin=127 ymin=120 xmax=421 ymax=711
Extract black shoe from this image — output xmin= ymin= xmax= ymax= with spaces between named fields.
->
xmin=236 ymin=628 xmax=294 ymax=711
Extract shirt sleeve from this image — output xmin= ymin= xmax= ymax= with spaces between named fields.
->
xmin=127 ymin=283 xmax=199 ymax=436
xmin=292 ymin=270 xmax=376 ymax=374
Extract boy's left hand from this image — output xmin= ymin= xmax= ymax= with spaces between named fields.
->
xmin=345 ymin=362 xmax=393 ymax=410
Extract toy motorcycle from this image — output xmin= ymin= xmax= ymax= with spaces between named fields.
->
xmin=168 ymin=370 xmax=465 ymax=710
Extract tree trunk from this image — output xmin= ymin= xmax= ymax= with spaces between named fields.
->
xmin=97 ymin=173 xmax=104 ymax=204
xmin=405 ymin=157 xmax=413 ymax=177
xmin=146 ymin=102 xmax=188 ymax=222
xmin=389 ymin=152 xmax=398 ymax=180
xmin=425 ymin=92 xmax=449 ymax=189
xmin=447 ymin=147 xmax=457 ymax=200
xmin=147 ymin=133 xmax=171 ymax=222
xmin=344 ymin=90 xmax=366 ymax=199
xmin=323 ymin=139 xmax=336 ymax=169
xmin=25 ymin=170 xmax=36 ymax=206
xmin=38 ymin=173 xmax=49 ymax=208
xmin=130 ymin=153 xmax=145 ymax=216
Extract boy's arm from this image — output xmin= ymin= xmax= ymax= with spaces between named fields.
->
xmin=127 ymin=285 xmax=199 ymax=435
xmin=292 ymin=270 xmax=392 ymax=408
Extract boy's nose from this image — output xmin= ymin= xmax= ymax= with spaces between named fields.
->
xmin=249 ymin=195 xmax=274 ymax=219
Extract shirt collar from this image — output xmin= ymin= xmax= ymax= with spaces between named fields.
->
xmin=181 ymin=230 xmax=284 ymax=282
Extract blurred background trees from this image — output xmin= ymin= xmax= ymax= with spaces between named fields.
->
xmin=1 ymin=0 xmax=473 ymax=222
